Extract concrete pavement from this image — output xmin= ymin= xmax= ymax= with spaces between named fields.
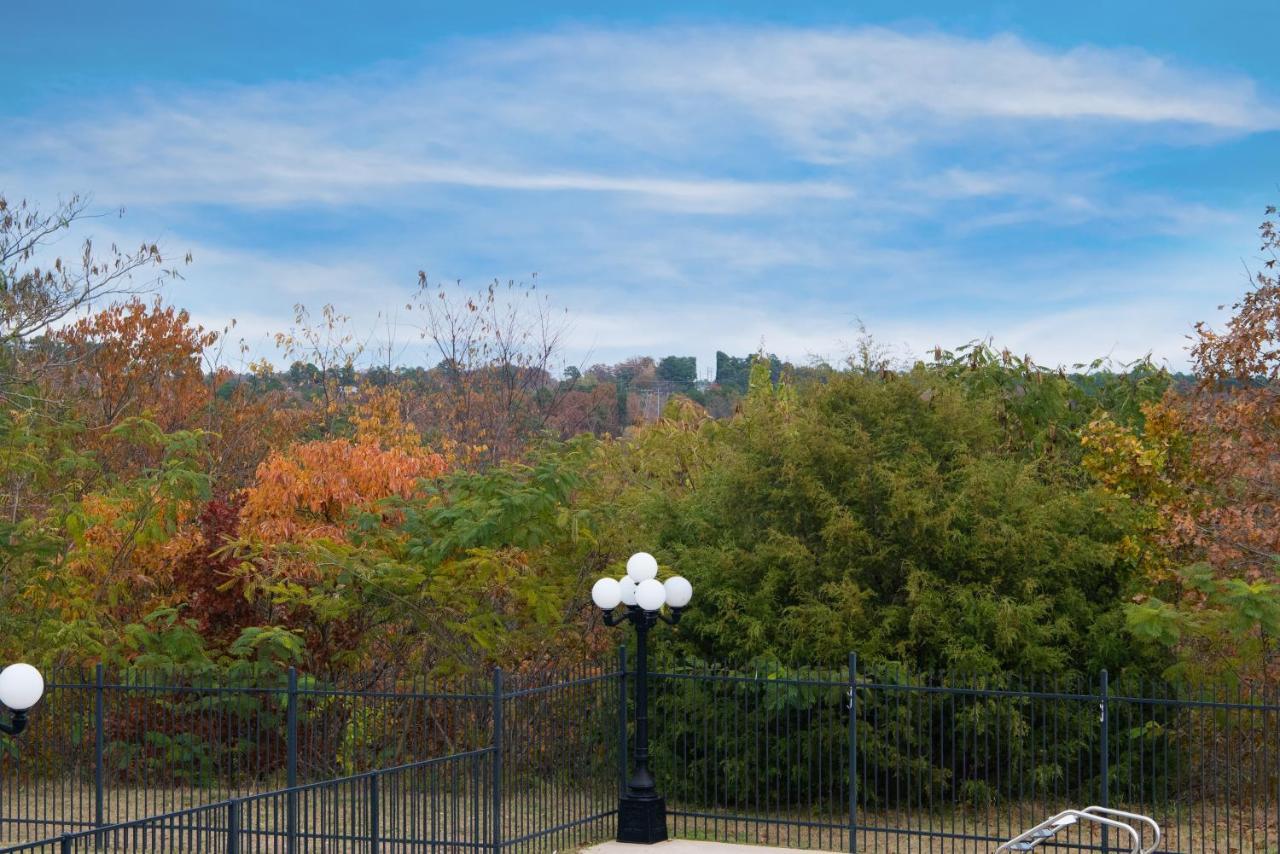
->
xmin=585 ymin=841 xmax=826 ymax=854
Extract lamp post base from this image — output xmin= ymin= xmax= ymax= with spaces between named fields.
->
xmin=617 ymin=796 xmax=668 ymax=844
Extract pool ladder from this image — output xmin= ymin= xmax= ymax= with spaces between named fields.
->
xmin=996 ymin=806 xmax=1160 ymax=854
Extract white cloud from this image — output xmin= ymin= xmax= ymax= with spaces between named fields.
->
xmin=5 ymin=25 xmax=1274 ymax=213
xmin=114 ymin=203 xmax=1245 ymax=378
xmin=2 ymin=23 xmax=1271 ymax=371
xmin=496 ymin=28 xmax=1276 ymax=163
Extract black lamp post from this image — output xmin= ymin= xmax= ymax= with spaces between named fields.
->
xmin=0 ymin=662 xmax=45 ymax=738
xmin=592 ymin=553 xmax=693 ymax=844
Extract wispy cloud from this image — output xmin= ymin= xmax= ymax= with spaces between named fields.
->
xmin=1 ymin=23 xmax=1272 ymax=370
xmin=488 ymin=27 xmax=1277 ymax=162
xmin=7 ymin=25 xmax=1274 ymax=211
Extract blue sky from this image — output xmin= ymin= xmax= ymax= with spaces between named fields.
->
xmin=6 ymin=2 xmax=1279 ymax=375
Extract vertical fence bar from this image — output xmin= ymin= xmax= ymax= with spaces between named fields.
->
xmin=1270 ymin=682 xmax=1279 ymax=854
xmin=93 ymin=663 xmax=105 ymax=846
xmin=618 ymin=645 xmax=628 ymax=800
xmin=227 ymin=799 xmax=241 ymax=854
xmin=848 ymin=652 xmax=857 ymax=854
xmin=491 ymin=669 xmax=504 ymax=854
xmin=286 ymin=667 xmax=298 ymax=854
xmin=1099 ymin=668 xmax=1110 ymax=854
xmin=369 ymin=774 xmax=381 ymax=854
xmin=471 ymin=753 xmax=482 ymax=851
xmin=287 ymin=667 xmax=298 ymax=787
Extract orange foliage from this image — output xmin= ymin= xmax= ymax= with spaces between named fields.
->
xmin=1086 ymin=207 xmax=1280 ymax=589
xmin=239 ymin=437 xmax=446 ymax=548
xmin=351 ymin=387 xmax=421 ymax=452
xmin=52 ymin=298 xmax=218 ymax=478
xmin=51 ymin=298 xmax=323 ymax=490
xmin=63 ymin=492 xmax=202 ymax=629
xmin=207 ymin=382 xmax=320 ymax=491
xmin=1171 ymin=209 xmax=1280 ymax=585
xmin=56 ymin=298 xmax=217 ymax=432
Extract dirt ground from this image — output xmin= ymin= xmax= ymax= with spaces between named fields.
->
xmin=3 ymin=787 xmax=1276 ymax=853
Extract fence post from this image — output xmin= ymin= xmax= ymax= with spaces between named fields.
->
xmin=287 ymin=666 xmax=298 ymax=854
xmin=473 ymin=753 xmax=483 ymax=848
xmin=227 ymin=798 xmax=241 ymax=854
xmin=60 ymin=833 xmax=72 ymax=854
xmin=491 ymin=668 xmax=504 ymax=854
xmin=369 ymin=774 xmax=381 ymax=854
xmin=848 ymin=652 xmax=858 ymax=854
xmin=94 ymin=663 xmax=105 ymax=842
xmin=1100 ymin=668 xmax=1110 ymax=854
xmin=287 ymin=667 xmax=298 ymax=786
xmin=617 ymin=644 xmax=628 ymax=799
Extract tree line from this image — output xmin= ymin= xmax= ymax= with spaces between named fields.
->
xmin=1 ymin=193 xmax=1276 ymax=694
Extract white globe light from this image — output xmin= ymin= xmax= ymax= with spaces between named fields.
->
xmin=626 ymin=552 xmax=659 ymax=583
xmin=0 ymin=663 xmax=44 ymax=712
xmin=635 ymin=578 xmax=667 ymax=611
xmin=664 ymin=576 xmax=693 ymax=609
xmin=619 ymin=576 xmax=638 ymax=606
xmin=591 ymin=577 xmax=622 ymax=610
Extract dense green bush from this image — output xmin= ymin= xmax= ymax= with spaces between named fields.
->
xmin=591 ymin=348 xmax=1169 ymax=681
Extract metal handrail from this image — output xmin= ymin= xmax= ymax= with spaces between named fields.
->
xmin=996 ymin=807 xmax=1159 ymax=854
xmin=1081 ymin=806 xmax=1161 ymax=853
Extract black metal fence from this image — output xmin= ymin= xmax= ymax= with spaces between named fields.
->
xmin=1 ymin=748 xmax=495 ymax=853
xmin=4 ymin=653 xmax=1279 ymax=853
xmin=649 ymin=658 xmax=1280 ymax=853
xmin=0 ymin=663 xmax=619 ymax=852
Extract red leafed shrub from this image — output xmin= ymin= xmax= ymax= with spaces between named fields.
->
xmin=172 ymin=495 xmax=258 ymax=649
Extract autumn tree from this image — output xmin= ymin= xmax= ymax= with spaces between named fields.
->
xmin=550 ymin=381 xmax=625 ymax=437
xmin=168 ymin=495 xmax=259 ymax=650
xmin=1084 ymin=206 xmax=1280 ymax=683
xmin=1 ymin=195 xmax=189 ymax=542
xmin=236 ymin=444 xmax=596 ymax=678
xmin=1 ymin=420 xmax=212 ymax=665
xmin=229 ymin=395 xmax=447 ymax=672
xmin=54 ymin=298 xmax=217 ymax=428
xmin=1 ymin=194 xmax=186 ymax=401
xmin=228 ymin=383 xmax=603 ymax=677
xmin=46 ymin=297 xmax=303 ymax=485
xmin=407 ymin=278 xmax=570 ymax=466
xmin=238 ymin=431 xmax=445 ymax=547
xmin=274 ymin=303 xmax=363 ymax=434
